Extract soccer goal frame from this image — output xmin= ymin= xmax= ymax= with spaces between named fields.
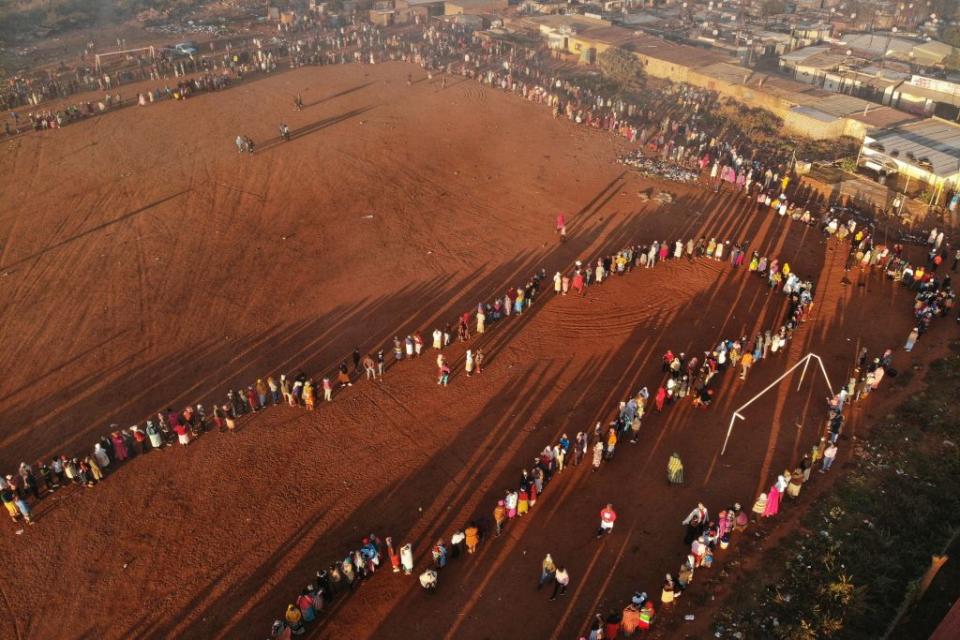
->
xmin=95 ymin=46 xmax=156 ymax=71
xmin=720 ymin=352 xmax=835 ymax=456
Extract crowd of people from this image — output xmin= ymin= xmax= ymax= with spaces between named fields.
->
xmin=576 ymin=225 xmax=956 ymax=639
xmin=5 ymin=14 xmax=957 ymax=639
xmin=10 ymin=17 xmax=799 ymax=198
xmin=259 ymin=218 xmax=823 ymax=638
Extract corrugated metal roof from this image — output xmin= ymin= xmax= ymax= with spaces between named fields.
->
xmin=798 ymin=93 xmax=874 ymax=117
xmin=841 ymin=33 xmax=914 ymax=55
xmin=780 ymin=45 xmax=830 ymax=63
xmin=867 ymin=118 xmax=960 ymax=177
xmin=791 ymin=105 xmax=838 ymax=122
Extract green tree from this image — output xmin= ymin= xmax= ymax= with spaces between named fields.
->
xmin=597 ymin=47 xmax=645 ymax=92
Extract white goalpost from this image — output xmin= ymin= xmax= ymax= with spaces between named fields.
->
xmin=720 ymin=352 xmax=835 ymax=456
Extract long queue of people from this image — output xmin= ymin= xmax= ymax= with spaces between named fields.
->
xmin=0 ymin=249 xmax=554 ymax=532
xmin=10 ymin=77 xmax=227 ymax=132
xmin=260 ymin=223 xmax=822 ymax=638
xmin=581 ymin=240 xmax=955 ymax=639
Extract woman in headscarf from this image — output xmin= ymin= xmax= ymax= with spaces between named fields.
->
xmin=302 ymin=380 xmax=316 ymax=410
xmin=763 ymin=478 xmax=783 ymax=517
xmin=504 ymin=490 xmax=518 ymax=519
xmin=465 ymin=350 xmax=475 ymax=377
xmin=284 ymin=604 xmax=304 ymax=635
xmin=110 ymin=431 xmax=128 ymax=461
xmin=173 ymin=422 xmax=190 ymax=446
xmin=572 ymin=270 xmax=584 ymax=295
xmin=85 ymin=456 xmax=104 ymax=484
xmin=93 ymin=443 xmax=111 ymax=469
xmin=296 ymin=588 xmax=316 ymax=623
xmin=465 ymin=522 xmax=480 ymax=554
xmin=655 ymin=386 xmax=667 ymax=412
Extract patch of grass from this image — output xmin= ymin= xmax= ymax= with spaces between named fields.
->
xmin=714 ymin=353 xmax=960 ymax=639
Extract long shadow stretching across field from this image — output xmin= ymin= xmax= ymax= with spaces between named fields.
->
xmin=138 ymin=189 xmax=819 ymax=639
xmin=0 ymin=190 xmax=190 ymax=271
xmin=255 ymin=106 xmax=375 ymax=152
xmin=0 ymin=171 xmax=629 ymax=469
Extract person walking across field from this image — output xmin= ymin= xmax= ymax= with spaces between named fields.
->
xmin=538 ymin=553 xmax=556 ymax=589
xmin=551 ymin=566 xmax=569 ymax=600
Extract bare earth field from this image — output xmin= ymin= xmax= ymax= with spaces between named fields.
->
xmin=0 ymin=62 xmax=923 ymax=639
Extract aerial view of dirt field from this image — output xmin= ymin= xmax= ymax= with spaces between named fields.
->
xmin=1 ymin=6 xmax=958 ymax=640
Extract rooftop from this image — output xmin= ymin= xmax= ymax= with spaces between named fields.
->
xmin=790 ymin=105 xmax=838 ymax=123
xmin=793 ymin=93 xmax=875 ymax=118
xmin=897 ymin=82 xmax=960 ymax=107
xmin=780 ymin=44 xmax=831 ymax=63
xmin=847 ymin=106 xmax=919 ymax=129
xmin=866 ymin=118 xmax=960 ymax=177
xmin=840 ymin=33 xmax=915 ymax=57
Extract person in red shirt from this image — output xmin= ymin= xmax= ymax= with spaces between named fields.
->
xmin=597 ymin=503 xmax=617 ymax=538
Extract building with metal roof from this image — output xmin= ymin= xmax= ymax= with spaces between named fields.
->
xmin=860 ymin=117 xmax=960 ymax=203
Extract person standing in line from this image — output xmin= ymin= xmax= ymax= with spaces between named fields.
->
xmin=597 ymin=503 xmax=617 ymax=538
xmin=377 ymin=349 xmax=385 ymax=379
xmin=362 ymin=354 xmax=376 ymax=380
xmin=400 ymin=543 xmax=414 ymax=575
xmin=821 ymin=442 xmax=838 ymax=472
xmin=505 ymin=489 xmax=518 ymax=519
xmin=465 ymin=522 xmax=480 ymax=554
xmin=493 ymin=500 xmax=507 ymax=536
xmin=604 ymin=427 xmax=617 ymax=461
xmin=904 ymin=327 xmax=919 ymax=352
xmin=414 ymin=332 xmax=424 ymax=357
xmin=323 ymin=377 xmax=333 ymax=402
xmin=551 ymin=566 xmax=569 ymax=601
xmin=592 ymin=439 xmax=603 ymax=472
xmin=13 ymin=493 xmax=33 ymax=525
xmin=739 ymin=350 xmax=753 ymax=380
xmin=573 ymin=431 xmax=586 ymax=466
xmin=465 ymin=350 xmax=475 ymax=377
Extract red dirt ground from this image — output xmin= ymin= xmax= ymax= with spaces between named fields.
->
xmin=0 ymin=62 xmax=928 ymax=639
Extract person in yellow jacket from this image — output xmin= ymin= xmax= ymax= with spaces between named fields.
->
xmin=739 ymin=351 xmax=754 ymax=380
xmin=285 ymin=603 xmax=305 ymax=635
